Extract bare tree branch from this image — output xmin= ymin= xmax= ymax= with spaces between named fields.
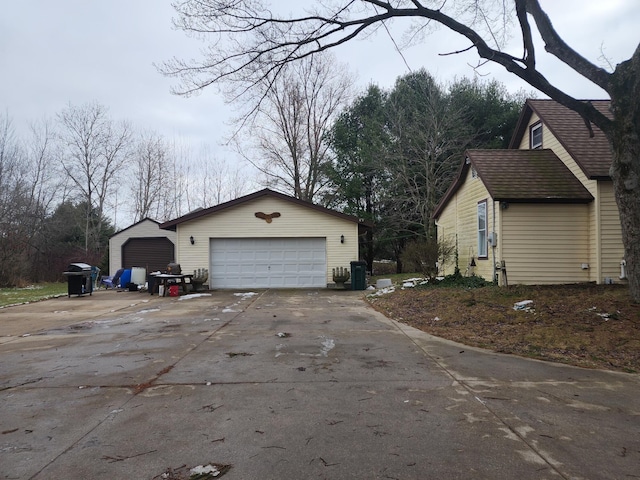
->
xmin=161 ymin=0 xmax=618 ymax=132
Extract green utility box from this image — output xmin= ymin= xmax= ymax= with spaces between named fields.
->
xmin=350 ymin=261 xmax=367 ymax=291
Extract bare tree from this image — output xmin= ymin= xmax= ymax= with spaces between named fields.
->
xmin=23 ymin=119 xmax=66 ymax=281
xmin=163 ymin=0 xmax=640 ymax=302
xmin=0 ymin=114 xmax=62 ymax=285
xmin=157 ymin=137 xmax=193 ymax=221
xmin=58 ymin=102 xmax=132 ymax=252
xmin=25 ymin=119 xmax=65 ymax=216
xmin=0 ymin=113 xmax=27 ymax=285
xmin=231 ymin=55 xmax=353 ymax=202
xmin=130 ymin=131 xmax=169 ymax=222
xmin=189 ymin=146 xmax=251 ymax=207
xmin=385 ymin=70 xmax=472 ymax=238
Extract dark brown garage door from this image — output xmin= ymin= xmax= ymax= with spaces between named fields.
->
xmin=122 ymin=237 xmax=175 ymax=273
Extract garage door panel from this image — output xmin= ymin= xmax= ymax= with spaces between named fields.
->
xmin=283 ymin=251 xmax=299 ymax=261
xmin=242 ymin=264 xmax=260 ymax=274
xmin=210 ymin=238 xmax=326 ymax=288
xmin=269 ymin=251 xmax=284 ymax=261
xmin=122 ymin=237 xmax=174 ymax=273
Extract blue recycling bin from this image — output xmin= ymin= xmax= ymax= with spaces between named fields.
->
xmin=119 ymin=269 xmax=131 ymax=288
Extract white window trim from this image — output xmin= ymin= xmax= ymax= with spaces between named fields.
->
xmin=530 ymin=122 xmax=542 ymax=149
xmin=478 ymin=200 xmax=488 ymax=259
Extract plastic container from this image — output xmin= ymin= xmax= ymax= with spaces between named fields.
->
xmin=119 ymin=269 xmax=131 ymax=288
xmin=169 ymin=285 xmax=179 ymax=297
xmin=130 ymin=266 xmax=146 ymax=285
xmin=350 ymin=261 xmax=367 ymax=290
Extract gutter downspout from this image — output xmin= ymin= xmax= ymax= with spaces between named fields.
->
xmin=492 ymin=200 xmax=497 ymax=284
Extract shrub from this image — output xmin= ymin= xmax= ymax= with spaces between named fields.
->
xmin=434 ymin=271 xmax=491 ymax=288
xmin=400 ymin=238 xmax=455 ymax=280
xmin=372 ymin=261 xmax=397 ymax=276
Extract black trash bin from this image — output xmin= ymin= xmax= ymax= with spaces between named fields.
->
xmin=62 ymin=263 xmax=93 ymax=297
xmin=350 ymin=261 xmax=367 ymax=291
xmin=147 ymin=273 xmax=158 ymax=295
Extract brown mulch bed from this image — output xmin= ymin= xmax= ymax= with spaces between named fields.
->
xmin=368 ymin=283 xmax=640 ymax=373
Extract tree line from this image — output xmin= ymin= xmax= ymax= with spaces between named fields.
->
xmin=0 ymin=103 xmax=247 ymax=286
xmin=0 ymin=67 xmax=523 ymax=286
xmin=324 ymin=71 xmax=525 ymax=273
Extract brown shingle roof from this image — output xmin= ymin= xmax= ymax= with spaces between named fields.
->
xmin=510 ymin=99 xmax=613 ymax=179
xmin=468 ymin=149 xmax=594 ymax=203
xmin=433 ymin=149 xmax=593 ymax=219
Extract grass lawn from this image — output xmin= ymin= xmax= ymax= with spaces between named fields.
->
xmin=0 ymin=283 xmax=68 ymax=308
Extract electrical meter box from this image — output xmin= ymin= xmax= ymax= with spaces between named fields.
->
xmin=488 ymin=232 xmax=497 ymax=247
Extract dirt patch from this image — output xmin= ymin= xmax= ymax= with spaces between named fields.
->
xmin=368 ymin=283 xmax=640 ymax=373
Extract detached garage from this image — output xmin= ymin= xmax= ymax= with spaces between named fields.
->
xmin=160 ymin=189 xmax=368 ymax=289
xmin=109 ymin=218 xmax=176 ymax=274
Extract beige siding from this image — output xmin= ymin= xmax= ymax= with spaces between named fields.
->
xmin=519 ymin=113 xmax=603 ymax=283
xmin=501 ymin=204 xmax=590 ymax=284
xmin=437 ymin=167 xmax=497 ymax=281
xmin=109 ymin=220 xmax=176 ymax=274
xmin=517 ymin=113 xmax=540 ymax=149
xmin=175 ymin=197 xmax=359 ymax=285
xmin=544 ymin=133 xmax=599 ymax=282
xmin=598 ymin=181 xmax=626 ymax=283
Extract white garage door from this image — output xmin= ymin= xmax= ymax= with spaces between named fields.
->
xmin=209 ymin=238 xmax=327 ymax=288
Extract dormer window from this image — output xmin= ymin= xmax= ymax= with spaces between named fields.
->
xmin=530 ymin=122 xmax=542 ymax=149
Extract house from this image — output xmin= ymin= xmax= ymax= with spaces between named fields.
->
xmin=159 ymin=188 xmax=368 ymax=289
xmin=434 ymin=99 xmax=626 ymax=285
xmin=109 ymin=218 xmax=176 ymax=275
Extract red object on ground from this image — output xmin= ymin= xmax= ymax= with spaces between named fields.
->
xmin=169 ymin=285 xmax=179 ymax=297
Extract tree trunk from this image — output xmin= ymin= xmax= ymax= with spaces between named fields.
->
xmin=609 ymin=48 xmax=640 ymax=303
xmin=609 ymin=131 xmax=640 ymax=303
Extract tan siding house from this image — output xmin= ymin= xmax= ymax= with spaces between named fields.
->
xmin=434 ymin=99 xmax=625 ymax=286
xmin=436 ymin=167 xmax=494 ymax=280
xmin=160 ymin=189 xmax=367 ymax=289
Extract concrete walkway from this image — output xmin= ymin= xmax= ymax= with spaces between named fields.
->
xmin=1 ymin=289 xmax=638 ymax=479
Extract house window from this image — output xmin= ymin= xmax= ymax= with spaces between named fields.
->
xmin=478 ymin=200 xmax=488 ymax=258
xmin=530 ymin=122 xmax=542 ymax=149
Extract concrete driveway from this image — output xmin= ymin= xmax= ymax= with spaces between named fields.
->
xmin=1 ymin=289 xmax=639 ymax=479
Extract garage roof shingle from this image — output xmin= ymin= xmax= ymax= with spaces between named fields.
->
xmin=467 ymin=149 xmax=594 ymax=203
xmin=510 ymin=99 xmax=613 ymax=179
xmin=433 ymin=149 xmax=594 ymax=219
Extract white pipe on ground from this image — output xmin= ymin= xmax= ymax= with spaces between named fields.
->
xmin=620 ymin=259 xmax=627 ymax=279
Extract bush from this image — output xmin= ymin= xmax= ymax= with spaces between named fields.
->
xmin=372 ymin=261 xmax=397 ymax=276
xmin=434 ymin=272 xmax=491 ymax=289
xmin=400 ymin=238 xmax=455 ymax=280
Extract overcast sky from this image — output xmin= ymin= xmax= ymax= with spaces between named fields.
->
xmin=1 ymin=1 xmax=638 ymax=170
